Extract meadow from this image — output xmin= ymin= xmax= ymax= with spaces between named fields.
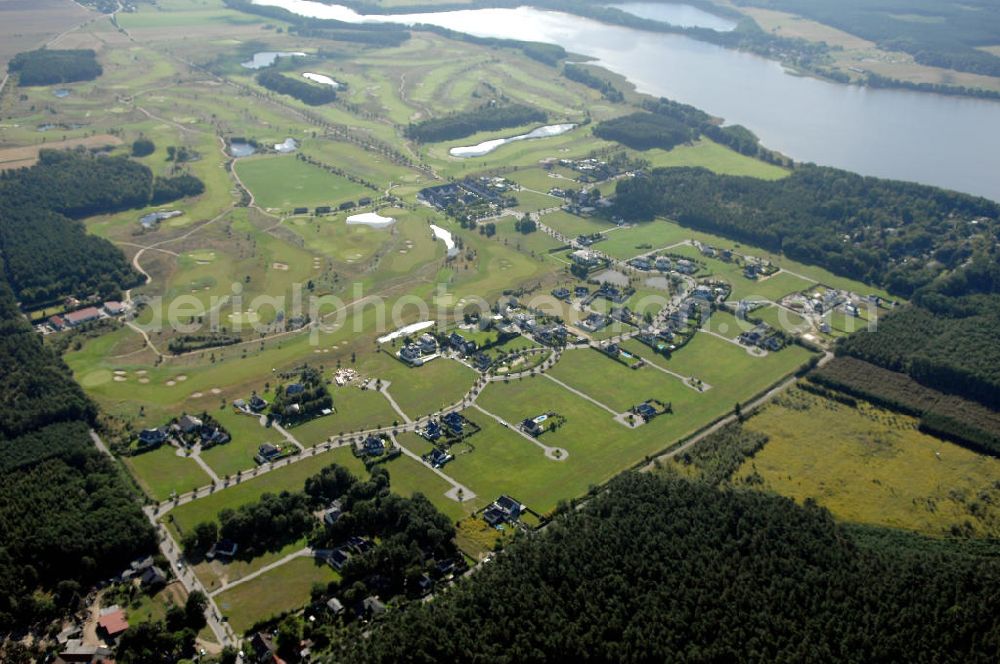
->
xmin=736 ymin=389 xmax=1000 ymax=538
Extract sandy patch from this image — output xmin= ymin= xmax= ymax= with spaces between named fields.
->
xmin=139 ymin=378 xmax=150 ymax=384
xmin=190 ymin=392 xmax=204 ymax=398
xmin=166 ymin=380 xmax=176 ymax=387
xmin=176 ymin=375 xmax=188 ymax=382
xmin=211 ymin=388 xmax=222 ymax=395
xmin=272 ymin=262 xmax=289 ymax=271
xmin=113 ymin=376 xmax=127 ymax=382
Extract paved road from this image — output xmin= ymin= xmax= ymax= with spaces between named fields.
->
xmin=89 ymin=430 xmax=235 ymax=648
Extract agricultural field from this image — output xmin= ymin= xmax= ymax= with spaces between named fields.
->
xmin=735 ymin=389 xmax=1000 ymax=538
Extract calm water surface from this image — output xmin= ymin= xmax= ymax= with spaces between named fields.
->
xmin=254 ymin=0 xmax=1000 ymax=201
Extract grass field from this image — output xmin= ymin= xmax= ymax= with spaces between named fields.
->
xmin=166 ymin=447 xmax=365 ymax=535
xmin=290 ymin=386 xmax=401 ymax=445
xmin=125 ymin=446 xmax=213 ymax=501
xmin=194 ymin=538 xmax=308 ymax=595
xmin=214 ymin=556 xmax=339 ymax=633
xmin=736 ymin=389 xmax=1000 ymax=538
xmin=236 ymin=156 xmax=371 ymax=211
xmin=548 ymin=348 xmax=690 ymax=413
xmin=643 ymin=139 xmax=790 ymax=180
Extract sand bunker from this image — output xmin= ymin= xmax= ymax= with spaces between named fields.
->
xmin=272 ymin=262 xmax=289 ymax=271
xmin=166 ymin=380 xmax=176 ymax=387
xmin=190 ymin=392 xmax=203 ymax=398
xmin=113 ymin=376 xmax=127 ymax=382
xmin=176 ymin=375 xmax=188 ymax=382
xmin=346 ymin=212 xmax=395 ymax=228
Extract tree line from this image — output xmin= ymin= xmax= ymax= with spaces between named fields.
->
xmin=257 ymin=70 xmax=338 ymax=106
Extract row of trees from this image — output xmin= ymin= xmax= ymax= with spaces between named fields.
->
xmin=563 ymin=64 xmax=624 ymax=102
xmin=341 ymin=473 xmax=1000 ymax=662
xmin=257 ymin=70 xmax=338 ymax=106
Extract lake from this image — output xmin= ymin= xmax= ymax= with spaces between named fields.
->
xmin=254 ymin=0 xmax=1000 ymax=201
xmin=240 ymin=51 xmax=306 ymax=69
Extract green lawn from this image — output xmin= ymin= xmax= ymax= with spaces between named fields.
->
xmin=125 ymin=445 xmax=213 ymax=501
xmin=290 ymin=386 xmax=401 ymax=445
xmin=166 ymin=446 xmax=365 ymax=535
xmin=381 ymin=453 xmax=474 ymax=522
xmin=235 ymin=155 xmax=370 ymax=210
xmin=200 ymin=409 xmax=275 ymax=478
xmin=643 ymin=139 xmax=790 ymax=180
xmin=548 ymin=348 xmax=690 ymax=413
xmin=214 ymin=556 xmax=339 ymax=633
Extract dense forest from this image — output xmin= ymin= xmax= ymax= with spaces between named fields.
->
xmin=405 ymin=103 xmax=547 ymax=143
xmin=0 ymin=283 xmax=154 ymax=634
xmin=612 ymin=165 xmax=1000 ymax=297
xmin=593 ymin=112 xmax=696 ymax=151
xmin=257 ymin=70 xmax=338 ymax=106
xmin=341 ymin=473 xmax=1000 ymax=663
xmin=8 ymin=49 xmax=102 ymax=86
xmin=733 ymin=0 xmax=1000 ymax=78
xmin=0 ymin=149 xmax=204 ymax=307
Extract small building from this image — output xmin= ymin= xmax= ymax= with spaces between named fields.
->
xmin=63 ymin=307 xmax=102 ymax=327
xmin=140 ymin=565 xmax=168 ymax=588
xmin=484 ymin=494 xmax=523 ymax=527
xmin=55 ymin=639 xmax=114 ymax=664
xmin=361 ymin=596 xmax=386 ymax=618
xmin=208 ymin=539 xmax=238 ymax=559
xmin=634 ymin=403 xmax=658 ymax=421
xmin=97 ymin=608 xmax=129 ymax=642
xmin=357 ymin=435 xmax=385 ymax=457
xmin=326 ymin=597 xmax=345 ymax=615
xmin=103 ymin=301 xmax=125 ymax=316
xmin=655 ymin=256 xmax=672 ymax=271
xmin=49 ymin=315 xmax=66 ymax=330
xmin=249 ymin=394 xmax=268 ymax=412
xmin=675 ymin=259 xmax=697 ymax=275
xmin=325 ymin=548 xmax=351 ymax=571
xmin=200 ymin=426 xmax=230 ymax=446
xmin=286 ymin=383 xmax=305 ymax=396
xmin=521 ymin=417 xmax=544 ymax=437
xmin=574 ymin=285 xmax=590 ymax=298
xmin=321 ymin=501 xmax=343 ymax=526
xmin=692 ymin=285 xmax=714 ymax=301
xmin=552 ymin=287 xmax=571 ymax=301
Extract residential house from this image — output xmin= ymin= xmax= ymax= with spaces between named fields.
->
xmin=628 ymin=257 xmax=652 ymax=271
xmin=551 ymin=287 xmax=571 ymax=301
xmin=634 ymin=403 xmax=658 ymax=421
xmin=49 ymin=315 xmax=66 ymax=330
xmin=358 ymin=435 xmax=385 ymax=457
xmin=427 ymin=448 xmax=453 ymax=468
xmin=324 ymin=548 xmax=351 ymax=571
xmin=675 ymin=259 xmax=697 ymax=275
xmin=54 ymin=639 xmax=114 ymax=664
xmin=448 ymin=332 xmax=476 ymax=356
xmin=580 ymin=313 xmax=608 ymax=332
xmin=442 ymin=412 xmax=464 ymax=436
xmin=399 ymin=343 xmax=425 ymax=366
xmin=140 ymin=565 xmax=168 ymax=588
xmin=655 ymin=256 xmax=672 ymax=271
xmin=692 ymin=285 xmax=714 ymax=301
xmin=574 ymin=286 xmax=590 ymax=298
xmin=521 ymin=418 xmax=544 ymax=437
xmin=321 ymin=501 xmax=343 ymax=526
xmin=569 ymin=249 xmax=600 ymax=268
xmin=200 ymin=426 xmax=230 ymax=446
xmin=360 ymin=596 xmax=386 ymax=619
xmin=255 ymin=443 xmax=282 ymax=464
xmin=249 ymin=394 xmax=268 ymax=412
xmin=326 ymin=597 xmax=345 ymax=615
xmin=286 ymin=383 xmax=305 ymax=397
xmin=138 ymin=426 xmax=169 ymax=448
xmin=421 ymin=420 xmax=443 ymax=442
xmin=176 ymin=414 xmax=203 ymax=434
xmin=97 ymin=607 xmax=129 ymax=642
xmin=348 ymin=536 xmax=375 ymax=555
xmin=418 ymin=333 xmax=437 ymax=355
